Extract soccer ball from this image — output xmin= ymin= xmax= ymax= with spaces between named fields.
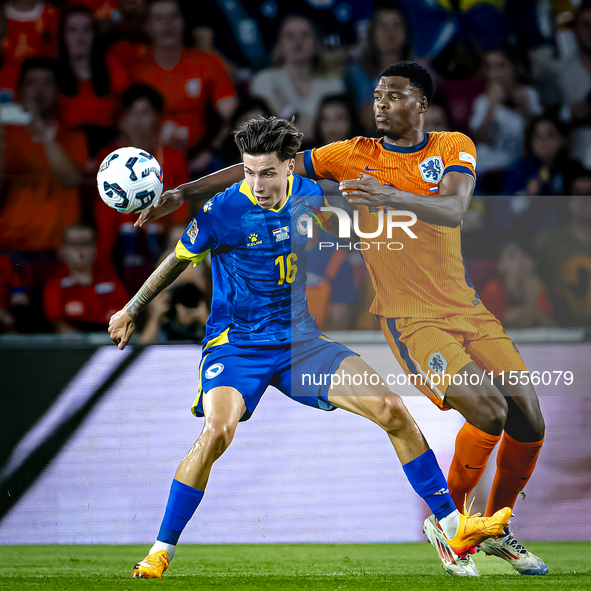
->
xmin=97 ymin=147 xmax=163 ymax=214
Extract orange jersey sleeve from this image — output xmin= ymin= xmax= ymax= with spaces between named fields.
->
xmin=439 ymin=131 xmax=477 ymax=181
xmin=304 ymin=138 xmax=358 ymax=182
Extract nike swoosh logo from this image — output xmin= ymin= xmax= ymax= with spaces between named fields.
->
xmin=465 ymin=465 xmax=485 ymax=470
xmin=365 ymin=166 xmax=383 ymax=172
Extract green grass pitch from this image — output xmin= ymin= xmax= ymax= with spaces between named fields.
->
xmin=1 ymin=543 xmax=590 ymax=591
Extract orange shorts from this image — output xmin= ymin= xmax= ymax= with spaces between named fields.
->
xmin=380 ymin=310 xmax=528 ymax=411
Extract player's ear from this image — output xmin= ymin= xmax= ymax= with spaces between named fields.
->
xmin=287 ymin=158 xmax=295 ymax=174
xmin=419 ymin=96 xmax=429 ymax=114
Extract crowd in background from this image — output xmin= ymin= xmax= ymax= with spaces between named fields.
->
xmin=1 ymin=0 xmax=591 ymax=340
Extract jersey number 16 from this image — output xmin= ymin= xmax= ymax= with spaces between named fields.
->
xmin=275 ymin=253 xmax=297 ymax=285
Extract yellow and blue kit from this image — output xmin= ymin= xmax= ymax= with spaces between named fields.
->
xmin=175 ymin=174 xmax=356 ymax=421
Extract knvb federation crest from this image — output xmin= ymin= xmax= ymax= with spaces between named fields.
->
xmin=418 ymin=156 xmax=444 ymax=184
xmin=428 ymin=352 xmax=447 ymax=375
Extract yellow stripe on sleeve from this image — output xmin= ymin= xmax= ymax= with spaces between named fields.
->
xmin=175 ymin=241 xmax=210 ymax=267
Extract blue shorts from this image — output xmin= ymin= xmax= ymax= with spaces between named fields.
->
xmin=192 ymin=335 xmax=357 ymax=421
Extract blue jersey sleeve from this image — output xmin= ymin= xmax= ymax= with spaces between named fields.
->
xmin=175 ymin=196 xmax=223 ymax=266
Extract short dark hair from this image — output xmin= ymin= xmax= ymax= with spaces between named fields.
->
xmin=233 ymin=116 xmax=303 ymax=161
xmin=122 ymin=84 xmax=164 ymax=113
xmin=18 ymin=57 xmax=59 ymax=89
xmin=379 ymin=61 xmax=434 ymax=105
xmin=524 ymin=109 xmax=568 ymax=158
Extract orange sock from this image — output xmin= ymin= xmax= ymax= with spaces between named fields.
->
xmin=447 ymin=422 xmax=501 ymax=511
xmin=485 ymin=432 xmax=544 ymax=516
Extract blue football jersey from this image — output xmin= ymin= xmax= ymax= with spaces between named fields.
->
xmin=176 ymin=174 xmax=326 ymax=347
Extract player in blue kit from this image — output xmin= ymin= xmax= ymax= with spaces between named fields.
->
xmin=108 ymin=117 xmax=511 ymax=579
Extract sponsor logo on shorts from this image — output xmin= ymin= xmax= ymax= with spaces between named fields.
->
xmin=205 ymin=363 xmax=224 ymax=379
xmin=428 ymin=352 xmax=447 ymax=375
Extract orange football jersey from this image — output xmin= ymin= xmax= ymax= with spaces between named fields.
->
xmin=304 ymin=131 xmax=479 ymax=319
xmin=129 ymin=48 xmax=235 ymax=148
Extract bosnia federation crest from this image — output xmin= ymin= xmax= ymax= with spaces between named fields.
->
xmin=428 ymin=352 xmax=447 ymax=375
xmin=187 ymin=219 xmax=198 ymax=244
xmin=205 ymin=363 xmax=224 ymax=379
xmin=296 ymin=213 xmax=313 ymax=236
xmin=418 ymin=156 xmax=444 ymax=184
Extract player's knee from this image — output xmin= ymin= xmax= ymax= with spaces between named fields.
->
xmin=203 ymin=420 xmax=236 ymax=457
xmin=372 ymin=395 xmax=409 ymax=432
xmin=524 ymin=405 xmax=545 ymax=440
xmin=476 ymin=396 xmax=508 ymax=435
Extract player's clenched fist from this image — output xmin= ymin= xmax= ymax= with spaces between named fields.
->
xmin=108 ymin=309 xmax=136 ymax=350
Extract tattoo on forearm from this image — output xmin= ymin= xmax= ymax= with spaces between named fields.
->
xmin=125 ymin=253 xmax=189 ymax=318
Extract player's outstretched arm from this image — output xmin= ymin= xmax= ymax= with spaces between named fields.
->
xmin=135 ymin=162 xmax=246 ymax=227
xmin=108 ymin=252 xmax=190 ymax=349
xmin=340 ymin=172 xmax=474 ymax=228
xmin=135 ymin=153 xmax=311 ymax=228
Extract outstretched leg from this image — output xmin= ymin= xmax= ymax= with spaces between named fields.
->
xmin=133 ymin=386 xmax=246 ymax=578
xmin=326 ymin=356 xmax=510 ymax=550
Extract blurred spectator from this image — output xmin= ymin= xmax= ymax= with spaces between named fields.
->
xmin=3 ymin=0 xmax=58 ymax=63
xmin=423 ymin=97 xmax=451 ymax=133
xmin=536 ymin=193 xmax=591 ymax=327
xmin=504 ymin=112 xmax=574 ymax=196
xmin=220 ymin=96 xmax=272 ymax=167
xmin=0 ymin=5 xmax=20 ymax=103
xmin=492 ymin=113 xmax=578 ymax=243
xmin=0 ymin=57 xmax=87 ymax=255
xmin=140 ymin=281 xmax=208 ymax=343
xmin=470 ymin=49 xmax=542 ymax=175
xmin=559 ymin=1 xmax=591 ymax=167
xmin=129 ymin=0 xmax=237 ymax=173
xmin=70 ymin=0 xmax=121 ymax=22
xmin=43 ymin=224 xmax=128 ymax=332
xmin=250 ymin=15 xmax=343 ymax=141
xmin=94 ymin=84 xmax=190 ymax=278
xmin=0 ymin=253 xmax=28 ymax=332
xmin=345 ymin=7 xmax=411 ymax=132
xmin=312 ymin=93 xmax=363 ymax=148
xmin=480 ymin=241 xmax=554 ymax=329
xmin=56 ymin=5 xmax=129 ymax=156
xmin=104 ymin=0 xmax=150 ymax=72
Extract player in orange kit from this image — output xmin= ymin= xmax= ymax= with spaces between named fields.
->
xmin=135 ymin=62 xmax=548 ymax=577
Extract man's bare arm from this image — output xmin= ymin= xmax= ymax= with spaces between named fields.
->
xmin=136 ymin=152 xmax=314 ymax=228
xmin=339 ymin=172 xmax=474 ymax=228
xmin=135 ymin=163 xmax=245 ymax=227
xmin=109 ymin=252 xmax=191 ymax=349
xmin=125 ymin=252 xmax=190 ymax=319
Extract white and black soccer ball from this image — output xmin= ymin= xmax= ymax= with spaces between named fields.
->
xmin=97 ymin=147 xmax=163 ymax=214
